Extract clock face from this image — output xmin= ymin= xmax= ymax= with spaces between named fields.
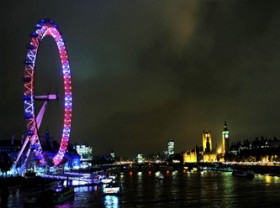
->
xmin=225 ymin=134 xmax=229 ymax=138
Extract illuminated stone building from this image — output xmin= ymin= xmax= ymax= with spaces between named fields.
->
xmin=203 ymin=153 xmax=217 ymax=162
xmin=222 ymin=121 xmax=230 ymax=156
xmin=183 ymin=149 xmax=197 ymax=163
xmin=202 ymin=130 xmax=217 ymax=162
xmin=202 ymin=130 xmax=212 ymax=153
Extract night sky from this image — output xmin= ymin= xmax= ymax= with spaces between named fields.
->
xmin=2 ymin=1 xmax=280 ymax=157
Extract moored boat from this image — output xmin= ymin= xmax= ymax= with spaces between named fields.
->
xmin=101 ymin=177 xmax=113 ymax=184
xmin=103 ymin=183 xmax=121 ymax=195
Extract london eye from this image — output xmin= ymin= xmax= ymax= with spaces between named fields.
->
xmin=13 ymin=19 xmax=72 ymax=174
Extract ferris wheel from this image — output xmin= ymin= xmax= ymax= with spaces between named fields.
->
xmin=13 ymin=19 xmax=72 ymax=174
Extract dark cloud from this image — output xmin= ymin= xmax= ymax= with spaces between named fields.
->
xmin=2 ymin=1 xmax=280 ymax=157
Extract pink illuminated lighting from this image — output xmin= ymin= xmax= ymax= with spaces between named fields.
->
xmin=23 ymin=19 xmax=72 ymax=166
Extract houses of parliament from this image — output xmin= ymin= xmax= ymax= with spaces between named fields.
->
xmin=183 ymin=122 xmax=230 ymax=163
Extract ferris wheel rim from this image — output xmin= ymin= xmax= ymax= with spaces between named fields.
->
xmin=23 ymin=19 xmax=72 ymax=166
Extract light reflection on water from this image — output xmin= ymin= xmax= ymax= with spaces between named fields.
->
xmin=74 ymin=185 xmax=95 ymax=192
xmin=3 ymin=171 xmax=280 ymax=207
xmin=55 ymin=202 xmax=73 ymax=208
xmin=104 ymin=195 xmax=120 ymax=208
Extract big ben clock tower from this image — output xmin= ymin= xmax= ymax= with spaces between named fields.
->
xmin=222 ymin=121 xmax=230 ymax=156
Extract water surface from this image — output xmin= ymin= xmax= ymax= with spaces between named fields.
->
xmin=4 ymin=171 xmax=280 ymax=208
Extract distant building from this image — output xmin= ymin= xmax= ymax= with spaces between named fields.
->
xmin=0 ymin=132 xmax=80 ymax=170
xmin=74 ymin=144 xmax=93 ymax=161
xmin=73 ymin=144 xmax=93 ymax=168
xmin=222 ymin=121 xmax=230 ymax=156
xmin=167 ymin=139 xmax=175 ymax=157
xmin=137 ymin=154 xmax=144 ymax=163
xmin=228 ymin=137 xmax=280 ymax=162
xmin=268 ymin=138 xmax=280 ymax=148
xmin=0 ymin=136 xmax=23 ymax=163
xmin=110 ymin=151 xmax=115 ymax=160
xmin=64 ymin=151 xmax=81 ymax=169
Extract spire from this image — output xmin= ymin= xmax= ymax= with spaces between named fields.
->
xmin=223 ymin=121 xmax=228 ymax=131
xmin=45 ymin=128 xmax=50 ymax=140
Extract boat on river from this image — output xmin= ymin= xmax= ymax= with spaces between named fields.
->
xmin=101 ymin=177 xmax=113 ymax=184
xmin=103 ymin=183 xmax=121 ymax=195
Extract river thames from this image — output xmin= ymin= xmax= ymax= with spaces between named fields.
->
xmin=5 ymin=170 xmax=280 ymax=208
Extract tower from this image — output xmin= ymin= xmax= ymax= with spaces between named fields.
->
xmin=167 ymin=139 xmax=175 ymax=157
xmin=222 ymin=121 xmax=230 ymax=156
xmin=202 ymin=130 xmax=212 ymax=153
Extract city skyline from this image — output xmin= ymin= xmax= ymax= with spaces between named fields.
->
xmin=2 ymin=1 xmax=280 ymax=157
